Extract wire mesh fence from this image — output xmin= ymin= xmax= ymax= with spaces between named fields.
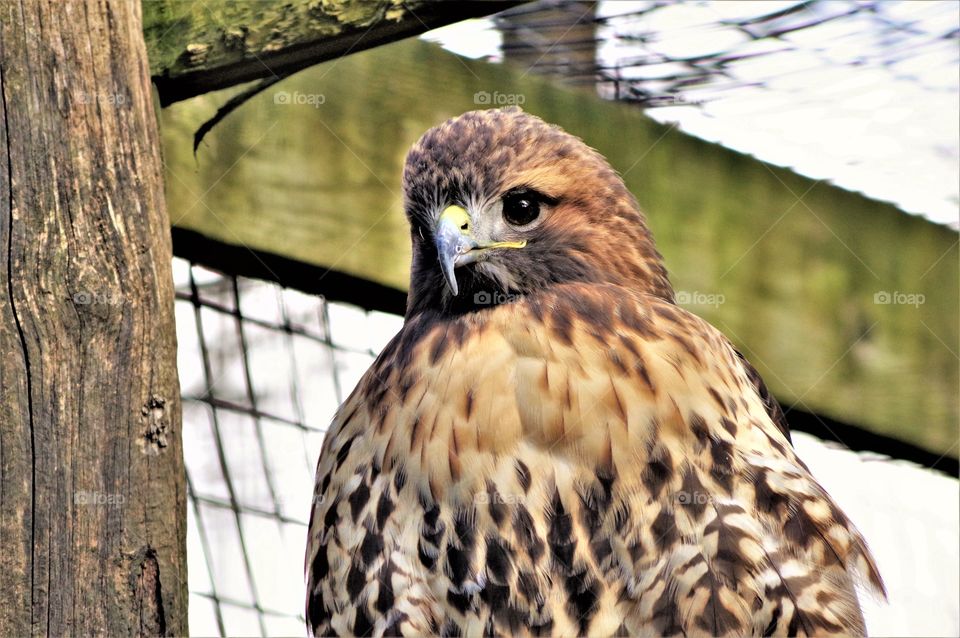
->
xmin=173 ymin=257 xmax=402 ymax=637
xmin=425 ymin=0 xmax=959 ymax=224
xmin=492 ymin=0 xmax=957 ymax=114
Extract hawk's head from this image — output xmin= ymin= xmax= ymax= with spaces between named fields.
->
xmin=402 ymin=107 xmax=673 ymax=316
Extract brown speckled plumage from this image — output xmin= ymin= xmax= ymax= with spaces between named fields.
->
xmin=305 ymin=108 xmax=885 ymax=637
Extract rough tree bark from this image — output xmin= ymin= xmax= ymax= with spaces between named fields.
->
xmin=0 ymin=1 xmax=186 ymax=635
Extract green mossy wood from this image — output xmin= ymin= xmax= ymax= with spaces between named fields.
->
xmin=160 ymin=38 xmax=958 ymax=459
xmin=143 ymin=0 xmax=519 ymax=105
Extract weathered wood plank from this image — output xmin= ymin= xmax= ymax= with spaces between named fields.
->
xmin=160 ymin=38 xmax=958 ymax=458
xmin=0 ymin=1 xmax=186 ymax=635
xmin=143 ymin=0 xmax=519 ymax=105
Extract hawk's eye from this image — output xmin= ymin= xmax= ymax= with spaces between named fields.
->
xmin=502 ymin=190 xmax=541 ymax=226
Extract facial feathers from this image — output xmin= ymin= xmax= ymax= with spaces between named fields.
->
xmin=402 ymin=107 xmax=673 ymax=316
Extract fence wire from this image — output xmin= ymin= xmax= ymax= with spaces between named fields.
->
xmin=173 ymin=257 xmax=402 ymax=637
xmin=494 ymin=0 xmax=957 ymax=108
xmin=452 ymin=0 xmax=958 ymax=225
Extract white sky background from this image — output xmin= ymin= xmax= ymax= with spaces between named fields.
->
xmin=422 ymin=1 xmax=960 ymax=228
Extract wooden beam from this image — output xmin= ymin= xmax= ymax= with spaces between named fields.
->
xmin=144 ymin=0 xmax=520 ymax=105
xmin=159 ymin=38 xmax=958 ymax=459
xmin=1 ymin=1 xmax=186 ymax=634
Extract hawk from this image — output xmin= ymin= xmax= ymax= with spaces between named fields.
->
xmin=305 ymin=107 xmax=885 ymax=637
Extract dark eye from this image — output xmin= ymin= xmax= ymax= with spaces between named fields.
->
xmin=502 ymin=190 xmax=541 ymax=226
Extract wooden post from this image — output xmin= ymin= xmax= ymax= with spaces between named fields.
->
xmin=0 ymin=1 xmax=186 ymax=635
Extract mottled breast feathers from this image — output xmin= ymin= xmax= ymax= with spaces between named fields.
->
xmin=305 ymin=283 xmax=885 ymax=637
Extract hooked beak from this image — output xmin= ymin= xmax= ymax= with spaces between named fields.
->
xmin=434 ymin=205 xmax=526 ymax=296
